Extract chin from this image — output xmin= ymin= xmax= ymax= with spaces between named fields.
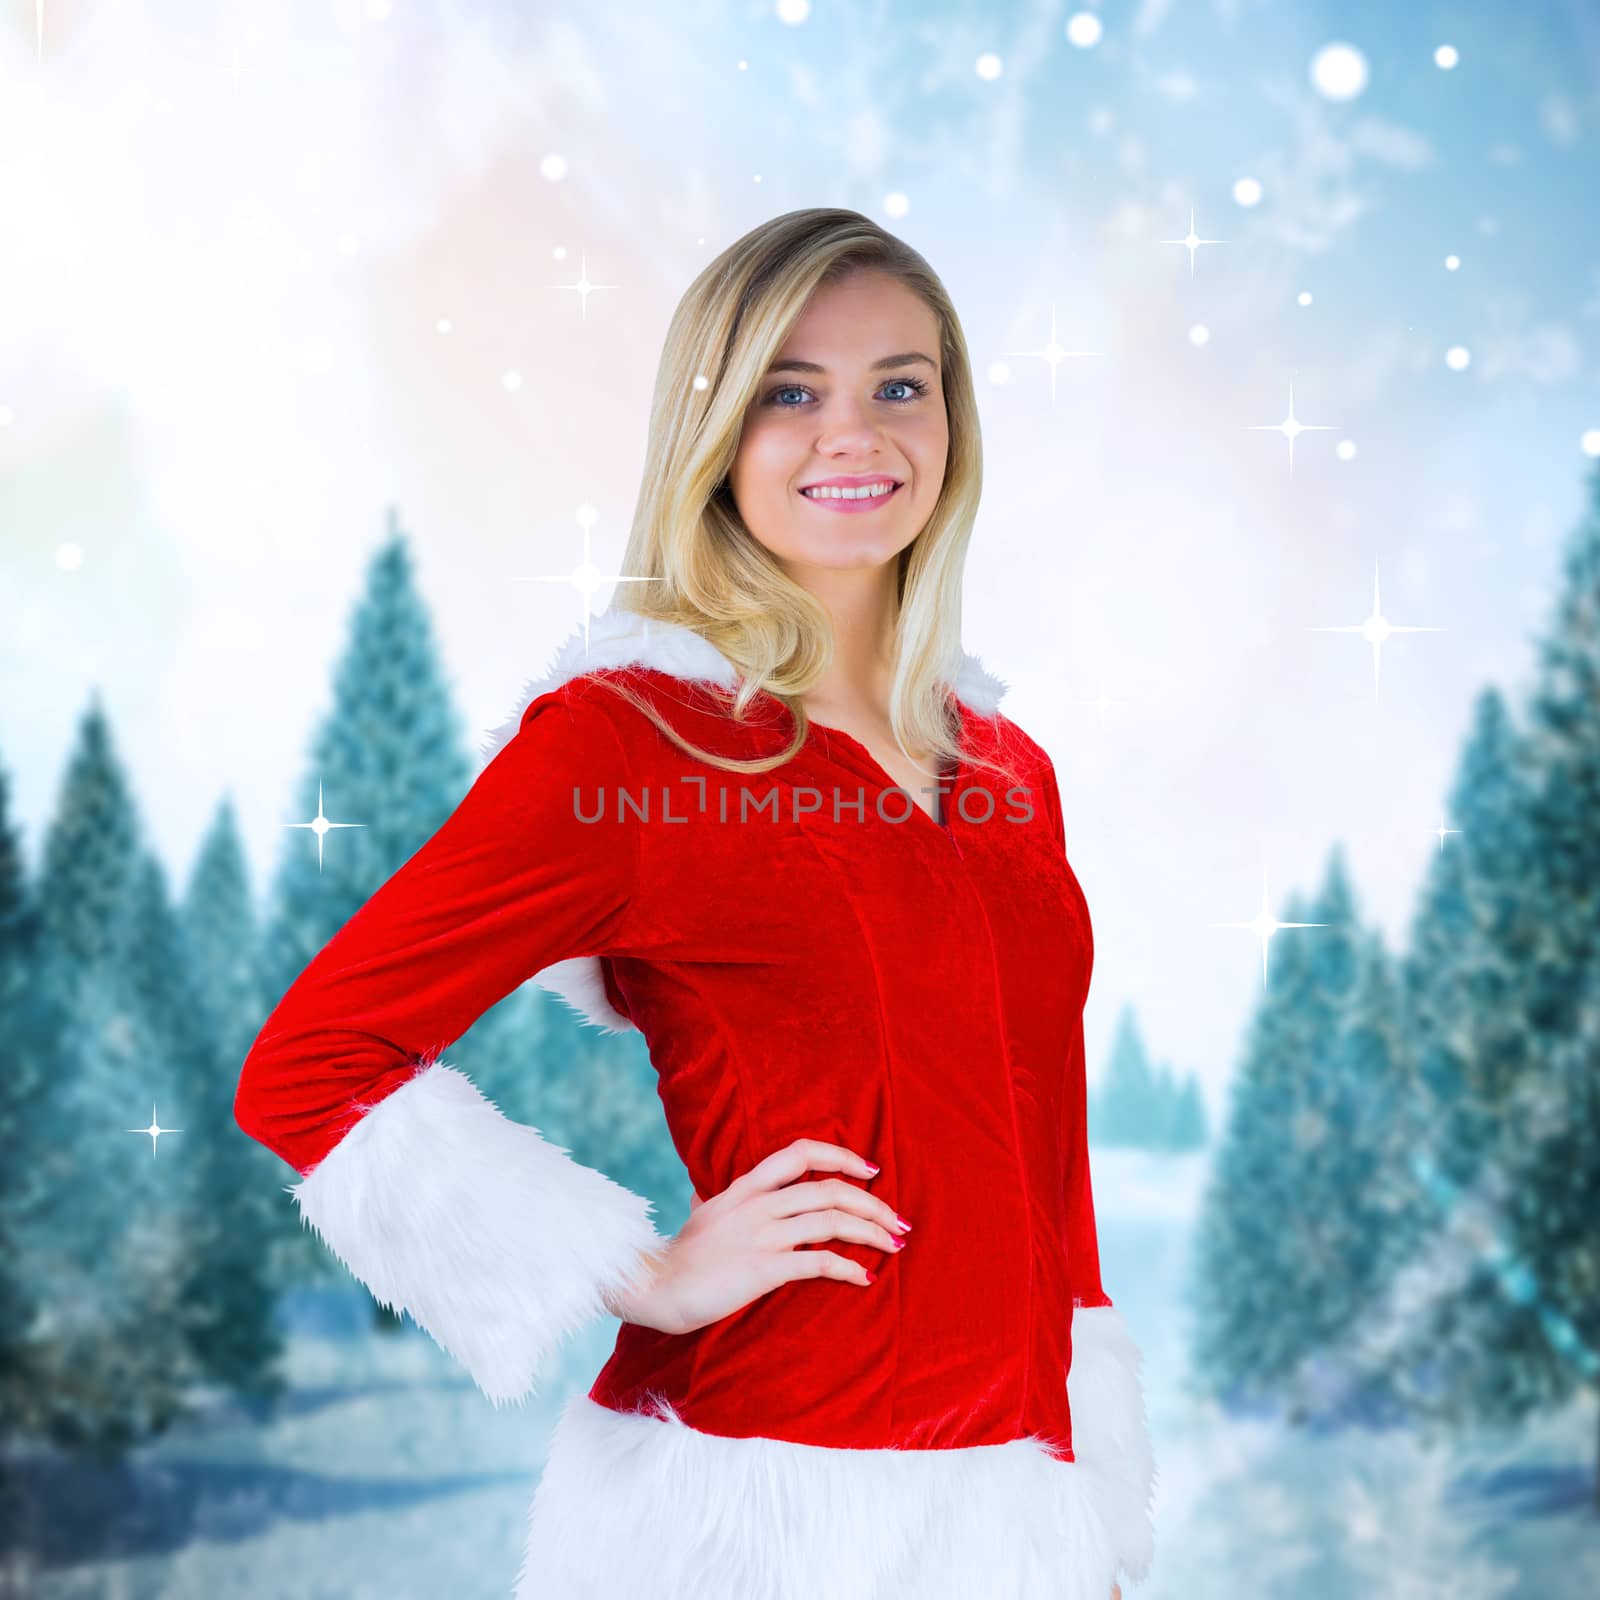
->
xmin=784 ymin=532 xmax=908 ymax=570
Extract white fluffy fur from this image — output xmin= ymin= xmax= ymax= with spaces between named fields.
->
xmin=289 ymin=1059 xmax=663 ymax=1409
xmin=1065 ymin=1304 xmax=1159 ymax=1584
xmin=516 ymin=1306 xmax=1155 ymax=1598
xmin=481 ymin=605 xmax=1010 ymax=1033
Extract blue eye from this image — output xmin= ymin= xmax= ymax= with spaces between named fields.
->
xmin=764 ymin=375 xmax=932 ymax=408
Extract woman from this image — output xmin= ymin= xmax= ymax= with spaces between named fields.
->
xmin=234 ymin=208 xmax=1156 ymax=1598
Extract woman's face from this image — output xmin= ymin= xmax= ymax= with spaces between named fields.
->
xmin=728 ymin=270 xmax=950 ymax=582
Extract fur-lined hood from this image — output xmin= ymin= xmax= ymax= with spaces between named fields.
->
xmin=478 ymin=605 xmax=1010 ymax=769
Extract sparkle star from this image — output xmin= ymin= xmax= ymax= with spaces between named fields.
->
xmin=1071 ymin=679 xmax=1128 ymax=724
xmin=1308 ymin=560 xmax=1446 ymax=698
xmin=1210 ymin=864 xmax=1324 ymax=986
xmin=1245 ymin=380 xmax=1336 ymax=474
xmin=1432 ymin=812 xmax=1460 ymax=852
xmin=282 ymin=782 xmax=367 ymax=873
xmin=1160 ymin=207 xmax=1227 ymax=277
xmin=516 ymin=505 xmax=655 ymax=653
xmin=1007 ymin=305 xmax=1106 ymax=404
xmin=128 ymin=1103 xmax=182 ymax=1158
xmin=553 ymin=251 xmax=617 ymax=322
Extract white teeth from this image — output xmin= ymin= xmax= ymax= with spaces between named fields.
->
xmin=801 ymin=481 xmax=897 ymax=500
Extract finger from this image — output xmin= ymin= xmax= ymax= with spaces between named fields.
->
xmin=729 ymin=1138 xmax=877 ymax=1205
xmin=764 ymin=1176 xmax=907 ymax=1237
xmin=773 ymin=1247 xmax=876 ymax=1287
xmin=769 ymin=1207 xmax=905 ymax=1256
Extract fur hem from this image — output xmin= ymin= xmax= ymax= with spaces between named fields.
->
xmin=481 ymin=605 xmax=1009 ymax=1034
xmin=289 ymin=1059 xmax=663 ymax=1409
xmin=516 ymin=1389 xmax=1146 ymax=1599
xmin=1065 ymin=1304 xmax=1158 ymax=1584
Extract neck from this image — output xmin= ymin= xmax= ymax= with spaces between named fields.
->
xmin=788 ymin=562 xmax=904 ymax=725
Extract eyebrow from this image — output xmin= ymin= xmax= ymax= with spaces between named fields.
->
xmin=765 ymin=351 xmax=939 ymax=375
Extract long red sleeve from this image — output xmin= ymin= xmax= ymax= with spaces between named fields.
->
xmin=236 ymin=685 xmax=639 ymax=1173
xmin=233 ymin=682 xmax=663 ymax=1408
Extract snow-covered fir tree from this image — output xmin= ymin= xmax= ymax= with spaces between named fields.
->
xmin=1352 ymin=467 xmax=1600 ymax=1501
xmin=116 ymin=836 xmax=283 ymax=1413
xmin=1090 ymin=1002 xmax=1209 ymax=1151
xmin=1492 ymin=463 xmax=1600 ymax=1500
xmin=1358 ymin=687 xmax=1547 ymax=1423
xmin=23 ymin=701 xmax=192 ymax=1459
xmin=183 ymin=796 xmax=304 ymax=1320
xmin=1189 ymin=885 xmax=1325 ymax=1405
xmin=0 ymin=756 xmax=70 ymax=1463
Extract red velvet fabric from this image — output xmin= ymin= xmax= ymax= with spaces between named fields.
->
xmin=234 ymin=668 xmax=1111 ymax=1463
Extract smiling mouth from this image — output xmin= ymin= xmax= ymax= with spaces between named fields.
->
xmin=798 ymin=481 xmax=904 ymax=508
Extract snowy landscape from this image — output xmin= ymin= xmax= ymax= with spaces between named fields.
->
xmin=4 ymin=1148 xmax=1595 ymax=1600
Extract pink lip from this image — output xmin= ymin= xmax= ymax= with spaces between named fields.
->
xmin=800 ymin=474 xmax=904 ymax=490
xmin=797 ymin=481 xmax=904 ymax=514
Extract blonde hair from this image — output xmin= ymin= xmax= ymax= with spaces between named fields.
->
xmin=592 ymin=206 xmax=1019 ymax=792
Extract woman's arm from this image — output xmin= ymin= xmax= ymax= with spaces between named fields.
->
xmin=234 ymin=684 xmax=663 ymax=1409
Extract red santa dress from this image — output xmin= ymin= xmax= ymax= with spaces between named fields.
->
xmin=233 ymin=604 xmax=1158 ymax=1599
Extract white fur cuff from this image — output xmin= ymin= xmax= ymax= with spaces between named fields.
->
xmin=1065 ymin=1304 xmax=1157 ymax=1584
xmin=288 ymin=1059 xmax=663 ymax=1408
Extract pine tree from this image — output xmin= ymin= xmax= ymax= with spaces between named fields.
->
xmin=184 ymin=797 xmax=268 ymax=1069
xmin=23 ymin=702 xmax=190 ymax=1460
xmin=181 ymin=796 xmax=294 ymax=1391
xmin=108 ymin=854 xmax=213 ymax=1400
xmin=1189 ymin=887 xmax=1325 ymax=1404
xmin=37 ymin=693 xmax=139 ymax=968
xmin=1271 ymin=850 xmax=1414 ymax=1423
xmin=1098 ymin=1004 xmax=1159 ymax=1146
xmin=1294 ymin=925 xmax=1417 ymax=1421
xmin=0 ymin=756 xmax=69 ymax=1464
xmin=1357 ymin=688 xmax=1547 ymax=1422
xmin=1363 ymin=464 xmax=1600 ymax=1502
xmin=1494 ymin=462 xmax=1600 ymax=1502
xmin=116 ymin=834 xmax=285 ymax=1414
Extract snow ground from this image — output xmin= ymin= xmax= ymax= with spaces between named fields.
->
xmin=7 ymin=1150 xmax=1596 ymax=1599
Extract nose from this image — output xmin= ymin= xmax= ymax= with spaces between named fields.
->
xmin=813 ymin=397 xmax=885 ymax=454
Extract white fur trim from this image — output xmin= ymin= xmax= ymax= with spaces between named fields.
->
xmin=950 ymin=648 xmax=1008 ymax=715
xmin=481 ymin=605 xmax=1009 ymax=1035
xmin=289 ymin=1060 xmax=663 ymax=1410
xmin=1064 ymin=1304 xmax=1158 ymax=1585
xmin=477 ymin=607 xmax=740 ymax=770
xmin=516 ymin=1388 xmax=1139 ymax=1599
xmin=531 ymin=955 xmax=638 ymax=1039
